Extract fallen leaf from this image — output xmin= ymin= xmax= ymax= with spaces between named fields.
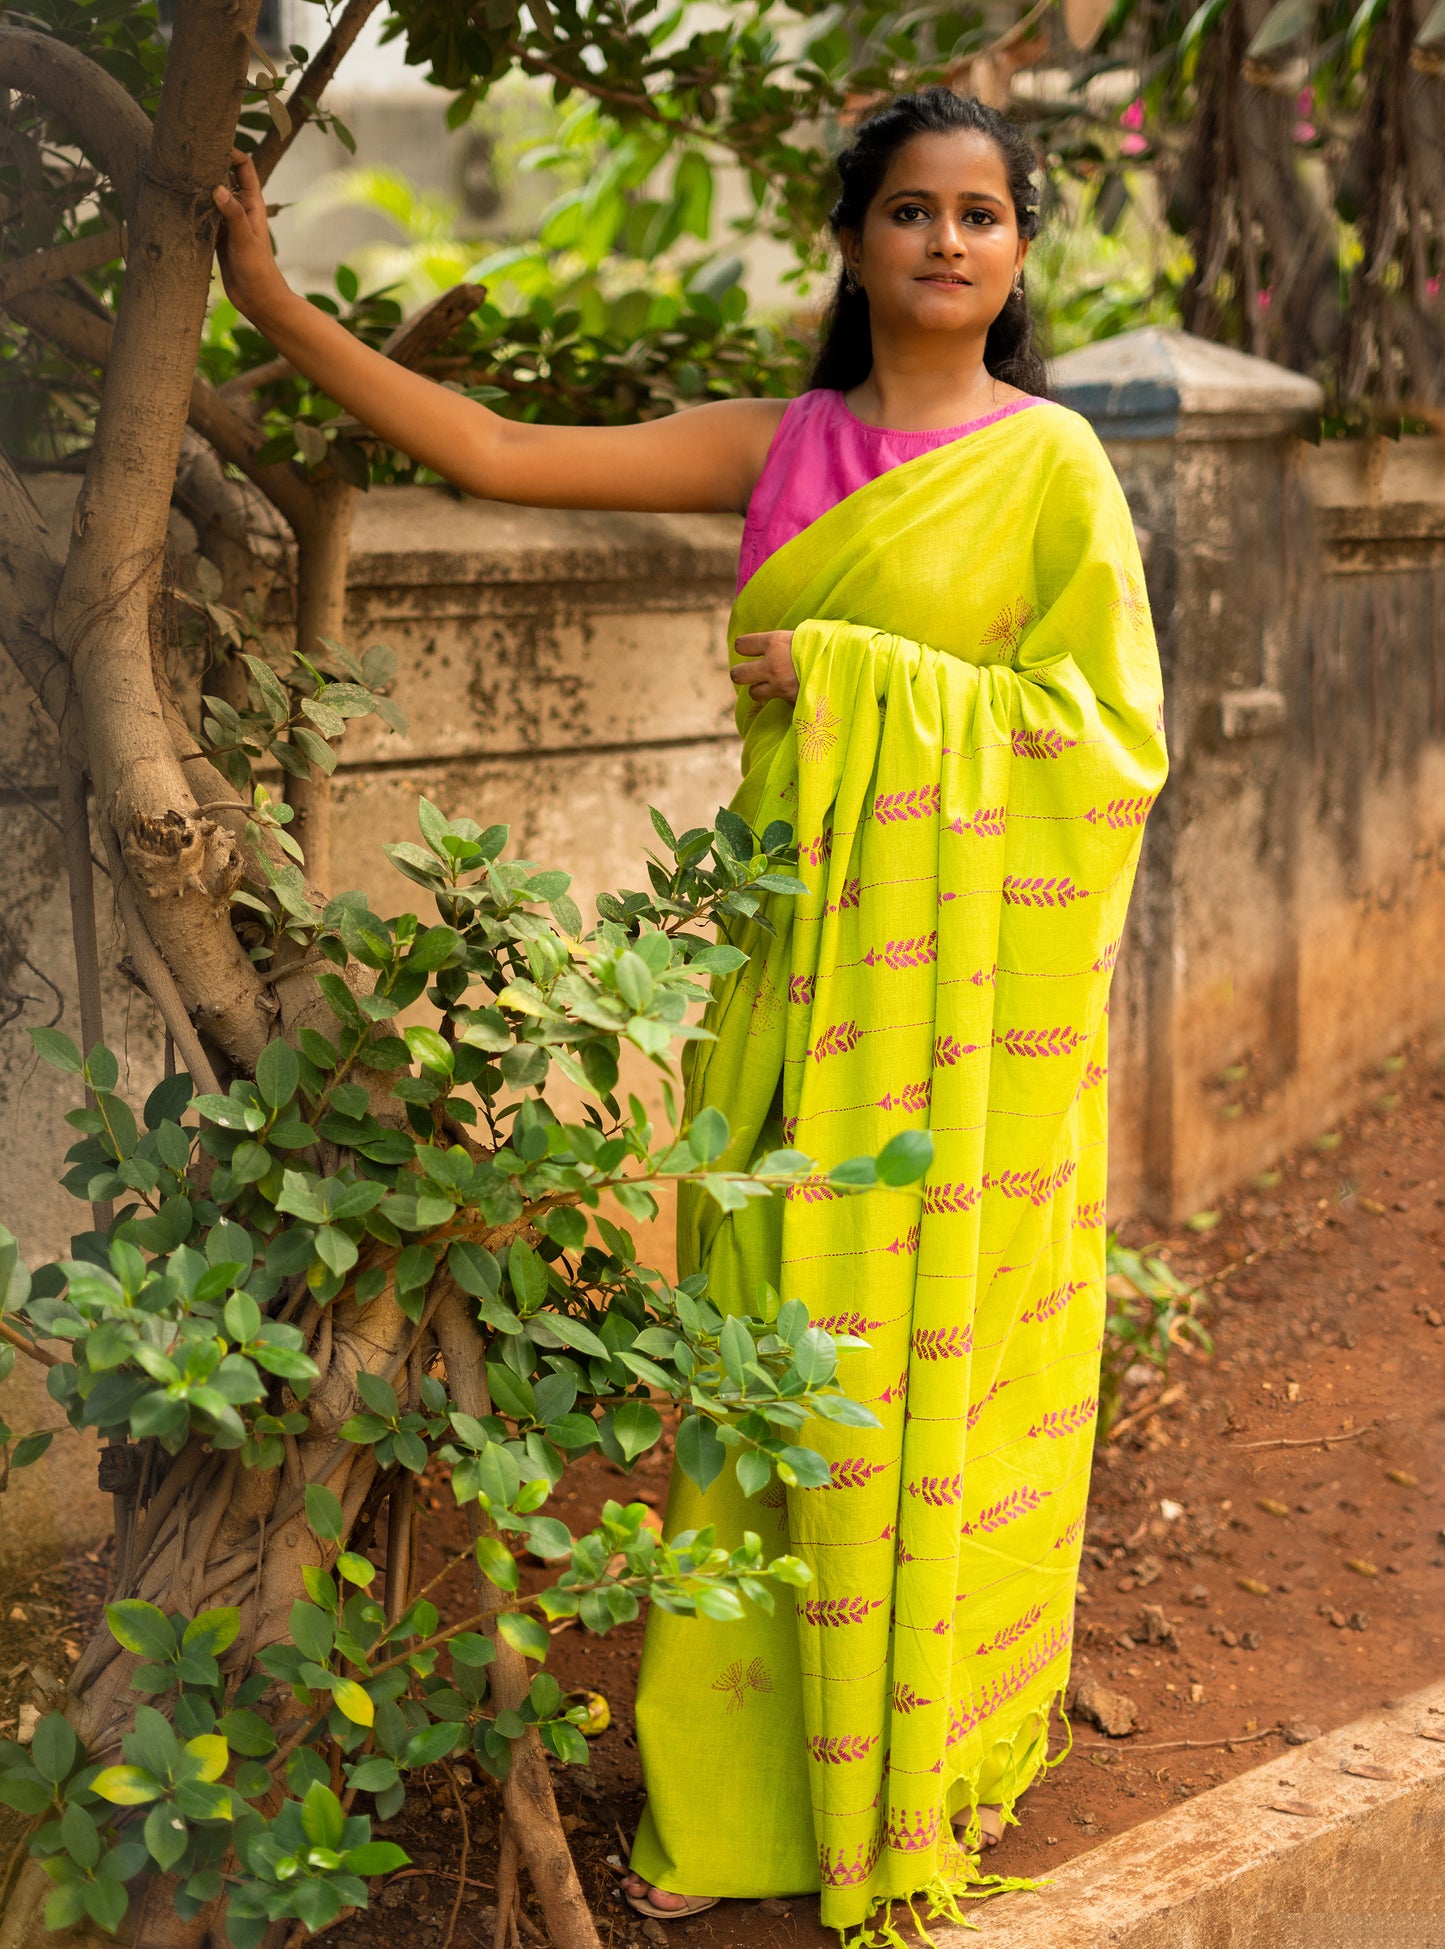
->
xmin=1269 ymin=1798 xmax=1325 ymax=1817
xmin=1341 ymin=1762 xmax=1397 ymax=1781
xmin=1358 ymin=1197 xmax=1386 ymax=1216
xmin=1416 ymin=1728 xmax=1445 ymax=1744
xmin=1385 ymin=1469 xmax=1418 ymax=1487
xmin=1345 ymin=1558 xmax=1379 ymax=1578
xmin=1237 ymin=1576 xmax=1271 ymax=1596
xmin=1256 ymin=1498 xmax=1290 ymax=1517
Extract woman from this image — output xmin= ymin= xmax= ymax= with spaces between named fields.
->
xmin=216 ymin=87 xmax=1165 ymax=1944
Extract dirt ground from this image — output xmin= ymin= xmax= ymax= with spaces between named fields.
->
xmin=3 ymin=1048 xmax=1444 ymax=1946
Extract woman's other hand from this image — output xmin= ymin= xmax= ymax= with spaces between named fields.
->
xmin=731 ymin=631 xmax=798 ymax=707
xmin=213 ymin=150 xmax=293 ymax=326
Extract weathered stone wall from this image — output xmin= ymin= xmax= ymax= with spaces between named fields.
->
xmin=3 ymin=327 xmax=1442 ymax=1572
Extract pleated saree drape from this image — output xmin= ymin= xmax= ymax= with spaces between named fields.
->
xmin=629 ymin=397 xmax=1167 ymax=1941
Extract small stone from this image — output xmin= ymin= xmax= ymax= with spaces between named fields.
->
xmin=1134 ymin=1555 xmax=1163 ymax=1589
xmin=1345 ymin=1558 xmax=1379 ymax=1578
xmin=7 ymin=1606 xmax=26 ymax=1622
xmin=1348 ymin=1611 xmax=1370 ymax=1632
xmin=1185 ymin=1584 xmax=1209 ymax=1608
xmin=1072 ymin=1677 xmax=1138 ymax=1737
xmin=1240 ymin=1630 xmax=1263 ymax=1651
xmin=1137 ymin=1603 xmax=1178 ymax=1648
xmin=1283 ymin=1721 xmax=1322 ymax=1745
xmin=15 ymin=1702 xmax=39 ymax=1744
xmin=1237 ymin=1576 xmax=1271 ymax=1597
xmin=642 ymin=1923 xmax=669 ymax=1945
xmin=755 ymin=1900 xmax=791 ymax=1916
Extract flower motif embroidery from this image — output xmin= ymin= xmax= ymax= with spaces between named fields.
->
xmin=980 ymin=598 xmax=1037 ymax=659
xmin=797 ymin=696 xmax=841 ymax=762
xmin=1112 ymin=567 xmax=1148 ymax=629
xmin=712 ymin=1656 xmax=774 ymax=1712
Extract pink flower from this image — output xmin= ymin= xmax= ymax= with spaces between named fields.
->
xmin=1257 ymin=289 xmax=1273 ymax=311
xmin=1428 ymin=276 xmax=1441 ymax=301
xmin=1119 ymin=96 xmax=1148 ymax=156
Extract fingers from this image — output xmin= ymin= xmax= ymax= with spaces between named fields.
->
xmin=732 ymin=632 xmax=766 ymax=659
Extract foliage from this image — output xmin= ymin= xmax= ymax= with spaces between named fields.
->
xmin=1097 ymin=1233 xmax=1213 ymax=1440
xmin=0 ymin=727 xmax=935 ymax=1935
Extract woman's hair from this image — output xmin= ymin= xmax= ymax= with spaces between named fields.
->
xmin=810 ymin=87 xmax=1047 ymax=398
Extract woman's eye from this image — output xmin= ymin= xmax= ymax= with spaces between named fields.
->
xmin=894 ymin=204 xmax=930 ymax=222
xmin=964 ymin=209 xmax=996 ymax=225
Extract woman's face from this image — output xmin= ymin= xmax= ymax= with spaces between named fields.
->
xmin=841 ymin=130 xmax=1026 ymax=344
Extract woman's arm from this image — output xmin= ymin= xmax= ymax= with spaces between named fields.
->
xmin=213 ymin=153 xmax=785 ymax=516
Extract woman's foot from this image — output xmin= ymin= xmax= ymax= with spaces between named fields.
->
xmin=619 ymin=1874 xmax=718 ymax=1919
xmin=952 ymin=1803 xmax=1004 ymax=1849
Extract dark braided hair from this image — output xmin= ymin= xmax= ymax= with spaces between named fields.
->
xmin=810 ymin=87 xmax=1047 ymax=398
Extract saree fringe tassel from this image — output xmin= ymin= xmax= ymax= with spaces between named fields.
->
xmin=630 ymin=401 xmax=1167 ymax=1937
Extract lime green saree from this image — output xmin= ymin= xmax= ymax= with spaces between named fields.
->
xmin=629 ymin=397 xmax=1167 ymax=1939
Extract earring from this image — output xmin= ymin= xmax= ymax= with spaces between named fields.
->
xmin=844 ymin=267 xmax=860 ymax=293
xmin=1012 ymin=274 xmax=1025 ymax=298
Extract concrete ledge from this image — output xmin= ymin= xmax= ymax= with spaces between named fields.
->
xmin=958 ymin=1680 xmax=1445 ymax=1947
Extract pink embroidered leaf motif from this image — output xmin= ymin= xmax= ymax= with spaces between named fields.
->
xmin=1093 ymin=938 xmax=1121 ymax=974
xmin=983 ymin=1160 xmax=1078 ymax=1207
xmin=711 ymin=1656 xmax=773 ymax=1712
xmin=782 ymin=1116 xmax=799 ymax=1144
xmin=809 ymin=1019 xmax=860 ymax=1062
xmin=1011 ymin=727 xmax=1076 ymax=760
xmin=826 ymin=876 xmax=861 ymax=915
xmin=862 ymin=932 xmax=938 ymax=971
xmin=921 ymin=1181 xmax=981 ymax=1216
xmin=788 ymin=973 xmax=815 ymax=1006
xmin=971 ymin=965 xmax=998 ymax=988
xmin=877 ymin=1079 xmax=931 ymax=1115
xmin=948 ymin=806 xmax=1007 ymax=838
xmin=1020 ymin=1281 xmax=1086 ymax=1325
xmin=872 ymin=784 xmax=942 ymax=825
xmin=801 ymin=828 xmax=834 ymax=867
xmin=779 ymin=779 xmax=798 ymax=803
xmin=891 ymin=1683 xmax=933 ymax=1715
xmin=876 ymin=1368 xmax=908 ymax=1405
xmin=947 ymin=1619 xmax=1073 ymax=1744
xmin=785 ymin=1174 xmax=837 ymax=1204
xmin=905 ymin=1473 xmax=964 ymax=1507
xmin=812 ymin=1309 xmax=882 ymax=1336
xmin=1073 ymin=1197 xmax=1107 ymax=1229
xmin=749 ymin=981 xmax=782 ymax=1035
xmin=800 ymin=1596 xmax=884 ymax=1627
xmin=993 ymin=1024 xmax=1087 ymax=1058
xmin=959 ymin=1484 xmax=1050 ymax=1537
xmin=884 ymin=1807 xmax=940 ymax=1854
xmin=808 ymin=1733 xmax=879 ymax=1765
xmin=1053 ymin=1513 xmax=1087 ymax=1551
xmin=886 ymin=1224 xmax=922 ymax=1258
xmin=976 ymin=1603 xmax=1047 ymax=1658
xmin=1002 ymin=875 xmax=1089 ymax=908
xmin=1084 ymin=794 xmax=1158 ymax=829
xmin=911 ymin=1325 xmax=973 ymax=1360
xmin=819 ymin=1837 xmax=884 ymax=1887
xmin=797 ymin=696 xmax=842 ymax=763
xmin=933 ymin=1034 xmax=980 ymax=1067
xmin=895 ymin=1540 xmax=916 ymax=1564
xmin=818 ymin=1457 xmax=889 ymax=1491
xmin=1028 ymin=1395 xmax=1098 ymax=1440
xmin=1079 ymin=1061 xmax=1107 ymax=1092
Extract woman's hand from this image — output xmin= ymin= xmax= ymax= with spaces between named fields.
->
xmin=213 ymin=150 xmax=295 ymax=327
xmin=731 ymin=630 xmax=798 ymax=707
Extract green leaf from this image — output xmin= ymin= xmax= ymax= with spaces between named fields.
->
xmin=144 ymin=1801 xmax=189 ymax=1871
xmin=332 ymin=1679 xmax=375 ymax=1728
xmin=82 ymin=1876 xmax=128 ymax=1933
xmin=301 ymin=1780 xmax=345 ymax=1851
xmin=686 ymin=1105 xmax=729 ymax=1163
xmin=255 ymin=1039 xmax=300 ymax=1109
xmin=474 ymin=1536 xmax=519 ymax=1592
xmin=448 ymin=1239 xmax=500 ymax=1299
xmin=344 ymin=1757 xmax=399 ymax=1793
xmin=610 ymin=1401 xmax=662 ymax=1461
xmin=674 ymin=1413 xmax=725 ymax=1491
xmin=28 ymin=1026 xmax=83 ymax=1074
xmin=400 ymin=1721 xmax=461 ymax=1768
xmin=105 ymin=1600 xmax=176 ymax=1662
xmin=791 ymin=1327 xmax=836 ymax=1387
xmin=404 ymin=1025 xmax=454 ymax=1074
xmin=336 ymin=1552 xmax=375 ymax=1586
xmin=31 ymin=1711 xmax=78 ymax=1786
xmin=183 ymin=1609 xmax=240 ymax=1658
xmin=90 ymin=1765 xmax=165 ymax=1805
xmin=342 ymin=1840 xmax=411 ymax=1876
xmin=875 ymin=1128 xmax=934 ymax=1186
xmin=496 ymin=1612 xmax=550 ymax=1661
xmin=305 ymin=1481 xmax=344 ymax=1541
xmin=448 ymin=1631 xmax=496 ymax=1667
xmin=507 ymin=1238 xmax=547 ymax=1313
xmin=735 ymin=1447 xmax=771 ymax=1498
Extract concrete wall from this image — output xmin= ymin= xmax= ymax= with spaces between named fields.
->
xmin=3 ymin=327 xmax=1443 ymax=1570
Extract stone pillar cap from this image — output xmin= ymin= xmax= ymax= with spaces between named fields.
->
xmin=1049 ymin=326 xmax=1324 ymax=441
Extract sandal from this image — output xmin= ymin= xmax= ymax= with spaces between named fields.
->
xmin=620 ymin=1877 xmax=719 ymax=1921
xmin=952 ymin=1803 xmax=1004 ymax=1850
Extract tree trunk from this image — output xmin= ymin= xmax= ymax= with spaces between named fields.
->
xmin=286 ymin=475 xmax=356 ymax=888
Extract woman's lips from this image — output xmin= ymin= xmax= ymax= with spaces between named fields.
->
xmin=917 ymin=275 xmax=973 ymax=285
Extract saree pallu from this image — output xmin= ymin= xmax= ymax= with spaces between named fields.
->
xmin=630 ymin=400 xmax=1167 ymax=1939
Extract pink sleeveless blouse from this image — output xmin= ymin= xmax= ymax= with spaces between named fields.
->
xmin=735 ymin=387 xmax=1042 ymax=595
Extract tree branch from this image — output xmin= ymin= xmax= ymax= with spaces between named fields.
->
xmin=0 ymin=28 xmax=151 ymax=216
xmin=98 ymin=823 xmax=224 ymax=1098
xmin=0 ymin=226 xmax=125 ymax=305
xmin=0 ymin=446 xmax=82 ymax=759
xmin=252 ymin=0 xmax=385 ymax=184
